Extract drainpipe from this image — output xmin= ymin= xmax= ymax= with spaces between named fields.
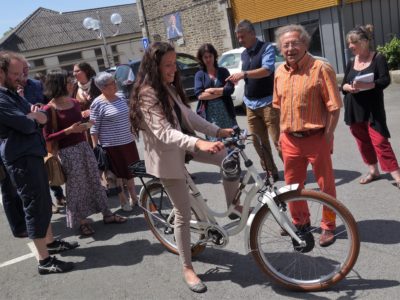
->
xmin=136 ymin=0 xmax=150 ymax=40
xmin=338 ymin=0 xmax=348 ymax=70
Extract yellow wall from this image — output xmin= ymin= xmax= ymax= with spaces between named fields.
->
xmin=231 ymin=0 xmax=360 ymax=24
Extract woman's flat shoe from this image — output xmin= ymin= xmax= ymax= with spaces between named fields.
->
xmin=79 ymin=223 xmax=95 ymax=236
xmin=103 ymin=213 xmax=127 ymax=224
xmin=185 ymin=279 xmax=207 ymax=293
xmin=359 ymin=173 xmax=380 ymax=184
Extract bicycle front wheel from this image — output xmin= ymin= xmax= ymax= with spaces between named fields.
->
xmin=140 ymin=180 xmax=205 ymax=257
xmin=250 ymin=189 xmax=360 ymax=291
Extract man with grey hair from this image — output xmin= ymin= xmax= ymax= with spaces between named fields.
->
xmin=227 ymin=19 xmax=281 ymax=182
xmin=272 ymin=24 xmax=342 ymax=247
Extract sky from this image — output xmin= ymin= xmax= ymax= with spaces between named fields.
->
xmin=0 ymin=0 xmax=135 ymax=36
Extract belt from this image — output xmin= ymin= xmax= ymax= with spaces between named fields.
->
xmin=287 ymin=128 xmax=325 ymax=138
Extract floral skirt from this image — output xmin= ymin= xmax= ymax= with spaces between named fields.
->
xmin=59 ymin=141 xmax=111 ymax=228
xmin=206 ymin=99 xmax=237 ymax=141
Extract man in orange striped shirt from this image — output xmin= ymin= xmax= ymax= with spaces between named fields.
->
xmin=272 ymin=24 xmax=342 ymax=247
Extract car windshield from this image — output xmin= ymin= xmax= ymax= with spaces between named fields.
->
xmin=218 ymin=53 xmax=241 ymax=69
xmin=176 ymin=54 xmax=198 ymax=69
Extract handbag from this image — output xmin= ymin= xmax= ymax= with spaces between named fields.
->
xmin=44 ymin=103 xmax=66 ymax=186
xmin=93 ymin=144 xmax=111 ymax=171
xmin=0 ymin=164 xmax=6 ymax=182
xmin=45 ymin=154 xmax=66 ymax=186
xmin=196 ymin=100 xmax=207 ymax=119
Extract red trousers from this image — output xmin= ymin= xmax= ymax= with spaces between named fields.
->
xmin=350 ymin=122 xmax=399 ymax=172
xmin=281 ymin=132 xmax=336 ymax=230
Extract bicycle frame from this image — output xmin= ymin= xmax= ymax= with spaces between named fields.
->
xmin=182 ymin=143 xmax=305 ymax=251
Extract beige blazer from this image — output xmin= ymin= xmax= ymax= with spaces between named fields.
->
xmin=139 ymin=84 xmax=219 ymax=179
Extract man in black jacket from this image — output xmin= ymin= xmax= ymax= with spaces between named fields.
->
xmin=0 ymin=51 xmax=76 ymax=274
xmin=227 ymin=20 xmax=281 ymax=181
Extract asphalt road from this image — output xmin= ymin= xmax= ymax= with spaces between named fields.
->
xmin=1 ymin=84 xmax=400 ymax=300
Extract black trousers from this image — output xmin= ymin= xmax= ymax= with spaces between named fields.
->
xmin=3 ymin=156 xmax=52 ymax=239
xmin=1 ymin=172 xmax=26 ymax=237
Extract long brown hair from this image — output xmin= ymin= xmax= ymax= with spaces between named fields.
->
xmin=130 ymin=42 xmax=189 ymax=136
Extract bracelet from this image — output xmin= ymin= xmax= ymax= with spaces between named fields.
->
xmin=216 ymin=128 xmax=221 ymax=138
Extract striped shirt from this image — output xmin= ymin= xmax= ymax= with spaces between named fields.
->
xmin=272 ymin=53 xmax=342 ymax=132
xmin=90 ymin=96 xmax=134 ymax=147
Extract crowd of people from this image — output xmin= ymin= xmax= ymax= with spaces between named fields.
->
xmin=0 ymin=19 xmax=399 ymax=294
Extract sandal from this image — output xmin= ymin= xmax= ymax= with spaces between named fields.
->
xmin=80 ymin=223 xmax=95 ymax=236
xmin=359 ymin=172 xmax=380 ymax=184
xmin=103 ymin=213 xmax=127 ymax=224
xmin=56 ymin=197 xmax=66 ymax=206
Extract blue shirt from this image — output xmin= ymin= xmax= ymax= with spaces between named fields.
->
xmin=243 ymin=41 xmax=275 ymax=110
xmin=0 ymin=87 xmax=47 ymax=163
xmin=23 ymin=78 xmax=45 ymax=105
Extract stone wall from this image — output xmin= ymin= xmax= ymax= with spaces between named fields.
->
xmin=142 ymin=0 xmax=233 ymax=56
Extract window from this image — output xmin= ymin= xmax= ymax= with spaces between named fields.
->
xmin=29 ymin=58 xmax=44 ymax=68
xmin=111 ymin=45 xmax=118 ymax=53
xmin=61 ymin=65 xmax=74 ymax=72
xmin=218 ymin=53 xmax=241 ymax=69
xmin=113 ymin=55 xmax=120 ymax=65
xmin=58 ymin=52 xmax=82 ymax=64
xmin=94 ymin=48 xmax=103 ymax=57
xmin=97 ymin=58 xmax=106 ymax=71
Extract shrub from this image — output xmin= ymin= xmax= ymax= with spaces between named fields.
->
xmin=377 ymin=36 xmax=400 ymax=70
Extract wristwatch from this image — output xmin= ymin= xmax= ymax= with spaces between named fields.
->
xmin=243 ymin=71 xmax=248 ymax=79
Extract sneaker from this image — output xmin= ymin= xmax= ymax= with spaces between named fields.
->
xmin=38 ymin=256 xmax=74 ymax=275
xmin=121 ymin=202 xmax=133 ymax=212
xmin=47 ymin=239 xmax=79 ymax=254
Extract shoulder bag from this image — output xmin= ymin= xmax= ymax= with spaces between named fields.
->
xmin=44 ymin=103 xmax=66 ymax=186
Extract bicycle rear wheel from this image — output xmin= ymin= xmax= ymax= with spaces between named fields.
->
xmin=250 ymin=189 xmax=360 ymax=291
xmin=140 ymin=180 xmax=205 ymax=256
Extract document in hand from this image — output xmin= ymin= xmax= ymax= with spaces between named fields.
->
xmin=354 ymin=72 xmax=374 ymax=91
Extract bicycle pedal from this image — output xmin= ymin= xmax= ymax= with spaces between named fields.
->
xmin=228 ymin=213 xmax=240 ymax=220
xmin=164 ymin=227 xmax=174 ymax=234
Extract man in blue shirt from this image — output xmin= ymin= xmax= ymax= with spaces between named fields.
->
xmin=0 ymin=51 xmax=76 ymax=274
xmin=227 ymin=20 xmax=281 ymax=181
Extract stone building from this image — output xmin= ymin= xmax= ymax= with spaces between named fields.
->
xmin=0 ymin=4 xmax=143 ymax=75
xmin=140 ymin=0 xmax=400 ymax=73
xmin=139 ymin=0 xmax=234 ymax=56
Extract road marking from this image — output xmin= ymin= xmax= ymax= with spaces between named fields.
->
xmin=0 ymin=242 xmax=37 ymax=268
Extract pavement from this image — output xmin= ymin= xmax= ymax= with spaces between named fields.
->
xmin=1 ymin=84 xmax=400 ymax=299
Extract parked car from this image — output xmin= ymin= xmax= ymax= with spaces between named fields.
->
xmin=218 ymin=44 xmax=329 ymax=107
xmin=111 ymin=53 xmax=199 ymax=100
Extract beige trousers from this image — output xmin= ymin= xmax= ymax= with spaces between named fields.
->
xmin=160 ymin=149 xmax=238 ymax=268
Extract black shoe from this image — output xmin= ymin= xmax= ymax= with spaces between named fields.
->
xmin=38 ymin=256 xmax=74 ymax=275
xmin=15 ymin=231 xmax=28 ymax=238
xmin=280 ymin=222 xmax=311 ymax=236
xmin=47 ymin=239 xmax=79 ymax=254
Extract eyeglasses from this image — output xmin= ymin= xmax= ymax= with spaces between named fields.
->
xmin=281 ymin=41 xmax=303 ymax=49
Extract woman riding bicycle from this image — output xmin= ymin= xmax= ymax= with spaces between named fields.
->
xmin=130 ymin=42 xmax=238 ymax=293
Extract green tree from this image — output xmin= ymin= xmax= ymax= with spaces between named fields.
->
xmin=2 ymin=27 xmax=14 ymax=37
xmin=377 ymin=36 xmax=400 ymax=70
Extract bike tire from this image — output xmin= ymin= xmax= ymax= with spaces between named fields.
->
xmin=249 ymin=189 xmax=360 ymax=292
xmin=140 ymin=180 xmax=206 ymax=257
